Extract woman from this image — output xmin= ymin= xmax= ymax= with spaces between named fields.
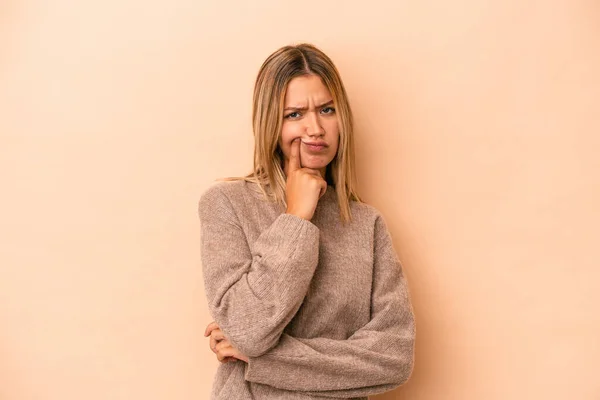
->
xmin=198 ymin=43 xmax=415 ymax=400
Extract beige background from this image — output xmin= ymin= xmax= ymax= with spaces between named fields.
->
xmin=2 ymin=0 xmax=599 ymax=399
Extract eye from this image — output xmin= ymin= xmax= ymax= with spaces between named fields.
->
xmin=284 ymin=111 xmax=301 ymax=119
xmin=321 ymin=106 xmax=335 ymax=115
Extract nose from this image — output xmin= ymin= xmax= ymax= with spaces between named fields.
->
xmin=305 ymin=111 xmax=325 ymax=137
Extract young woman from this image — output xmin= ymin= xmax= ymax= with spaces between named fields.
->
xmin=199 ymin=43 xmax=415 ymax=400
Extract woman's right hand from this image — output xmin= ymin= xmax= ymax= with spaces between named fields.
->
xmin=285 ymin=138 xmax=327 ymax=221
xmin=204 ymin=321 xmax=249 ymax=364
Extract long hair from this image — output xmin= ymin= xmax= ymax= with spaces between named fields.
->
xmin=221 ymin=43 xmax=362 ymax=223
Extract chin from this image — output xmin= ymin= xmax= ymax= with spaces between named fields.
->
xmin=303 ymin=160 xmax=329 ymax=170
xmin=302 ymin=153 xmax=334 ymax=168
xmin=303 ymin=161 xmax=322 ymax=168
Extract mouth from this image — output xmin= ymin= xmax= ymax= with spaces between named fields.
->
xmin=302 ymin=141 xmax=328 ymax=152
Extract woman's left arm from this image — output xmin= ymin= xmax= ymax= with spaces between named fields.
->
xmin=243 ymin=213 xmax=416 ymax=398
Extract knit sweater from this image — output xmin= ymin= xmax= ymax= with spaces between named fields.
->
xmin=198 ymin=179 xmax=415 ymax=400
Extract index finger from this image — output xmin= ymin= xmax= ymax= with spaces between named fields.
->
xmin=204 ymin=321 xmax=219 ymax=337
xmin=288 ymin=138 xmax=302 ymax=172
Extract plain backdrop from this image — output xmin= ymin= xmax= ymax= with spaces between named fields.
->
xmin=1 ymin=0 xmax=599 ymax=399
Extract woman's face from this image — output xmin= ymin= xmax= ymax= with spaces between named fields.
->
xmin=279 ymin=74 xmax=340 ymax=178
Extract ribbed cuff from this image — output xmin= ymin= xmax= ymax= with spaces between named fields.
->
xmin=274 ymin=212 xmax=319 ymax=242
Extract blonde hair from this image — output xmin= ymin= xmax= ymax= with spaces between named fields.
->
xmin=221 ymin=43 xmax=362 ymax=223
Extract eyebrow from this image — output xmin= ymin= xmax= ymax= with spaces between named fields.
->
xmin=284 ymin=100 xmax=334 ymax=111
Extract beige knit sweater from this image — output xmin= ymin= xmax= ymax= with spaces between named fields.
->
xmin=198 ymin=179 xmax=415 ymax=399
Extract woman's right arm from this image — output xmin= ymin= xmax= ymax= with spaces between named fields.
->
xmin=198 ymin=183 xmax=320 ymax=358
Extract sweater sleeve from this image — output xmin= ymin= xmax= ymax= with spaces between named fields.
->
xmin=198 ymin=183 xmax=320 ymax=357
xmin=243 ymin=212 xmax=416 ymax=397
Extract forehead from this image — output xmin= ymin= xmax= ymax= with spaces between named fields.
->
xmin=284 ymin=75 xmax=332 ymax=104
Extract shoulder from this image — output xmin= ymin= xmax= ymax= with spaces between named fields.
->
xmin=346 ymin=199 xmax=396 ymax=246
xmin=202 ymin=177 xmax=262 ymax=200
xmin=199 ymin=180 xmax=231 ymax=208
xmin=198 ymin=178 xmax=268 ymax=216
xmin=349 ymin=199 xmax=386 ymax=226
xmin=198 ymin=179 xmax=250 ymax=215
xmin=199 ymin=179 xmax=240 ymax=201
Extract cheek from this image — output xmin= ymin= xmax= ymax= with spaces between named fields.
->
xmin=280 ymin=124 xmax=301 ymax=156
xmin=325 ymin=121 xmax=340 ymax=146
xmin=324 ymin=118 xmax=339 ymax=133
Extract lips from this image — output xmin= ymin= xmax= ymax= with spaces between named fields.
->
xmin=303 ymin=141 xmax=327 ymax=152
xmin=303 ymin=141 xmax=328 ymax=147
